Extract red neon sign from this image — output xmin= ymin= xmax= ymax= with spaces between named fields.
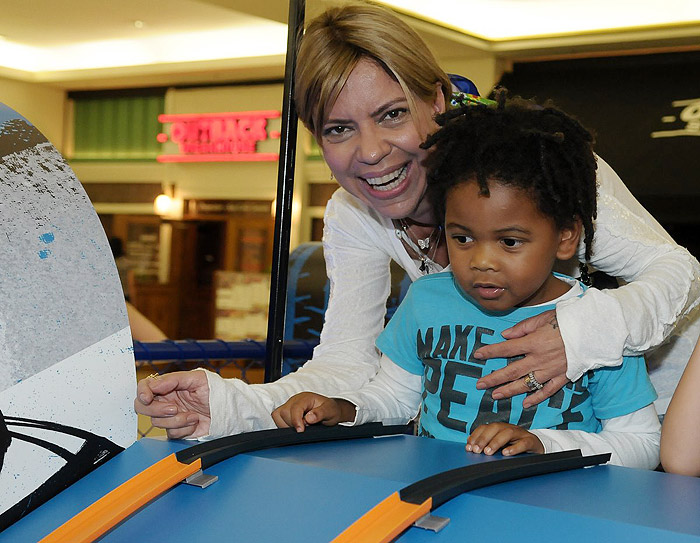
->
xmin=157 ymin=110 xmax=281 ymax=163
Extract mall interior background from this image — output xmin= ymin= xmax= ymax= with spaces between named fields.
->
xmin=1 ymin=0 xmax=698 ymax=341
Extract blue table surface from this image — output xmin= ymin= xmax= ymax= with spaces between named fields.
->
xmin=4 ymin=434 xmax=700 ymax=542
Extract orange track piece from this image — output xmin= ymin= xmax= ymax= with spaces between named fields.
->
xmin=40 ymin=454 xmax=202 ymax=543
xmin=332 ymin=492 xmax=432 ymax=543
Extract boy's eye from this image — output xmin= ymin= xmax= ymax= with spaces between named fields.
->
xmin=452 ymin=234 xmax=473 ymax=244
xmin=502 ymin=238 xmax=523 ymax=248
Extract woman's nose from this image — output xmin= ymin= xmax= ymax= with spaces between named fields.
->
xmin=356 ymin=127 xmax=391 ymax=165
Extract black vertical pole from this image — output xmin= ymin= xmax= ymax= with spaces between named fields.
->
xmin=264 ymin=0 xmax=305 ymax=383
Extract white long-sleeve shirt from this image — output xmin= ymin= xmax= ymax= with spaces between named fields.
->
xmin=203 ymin=156 xmax=700 ymax=438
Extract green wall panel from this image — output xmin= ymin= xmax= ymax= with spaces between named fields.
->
xmin=73 ymin=94 xmax=164 ymax=160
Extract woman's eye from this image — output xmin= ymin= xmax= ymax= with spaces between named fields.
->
xmin=324 ymin=125 xmax=347 ymax=136
xmin=322 ymin=125 xmax=353 ymax=141
xmin=381 ymin=108 xmax=408 ymax=122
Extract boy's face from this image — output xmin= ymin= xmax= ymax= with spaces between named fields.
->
xmin=445 ymin=179 xmax=579 ymax=312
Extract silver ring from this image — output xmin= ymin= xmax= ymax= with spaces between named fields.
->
xmin=524 ymin=371 xmax=543 ymax=392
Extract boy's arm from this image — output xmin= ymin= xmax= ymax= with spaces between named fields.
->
xmin=529 ymin=404 xmax=660 ymax=469
xmin=333 ymin=353 xmax=423 ymax=426
xmin=271 ymin=353 xmax=422 ymax=430
xmin=661 ymin=338 xmax=700 ymax=475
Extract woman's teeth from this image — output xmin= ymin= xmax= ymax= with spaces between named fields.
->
xmin=364 ymin=165 xmax=407 ymax=191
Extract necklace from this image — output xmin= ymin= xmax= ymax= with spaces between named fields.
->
xmin=397 ymin=219 xmax=441 ymax=251
xmin=394 ymin=219 xmax=443 ymax=274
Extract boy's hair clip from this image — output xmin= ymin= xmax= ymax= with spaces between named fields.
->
xmin=450 ymin=91 xmax=497 ymax=108
xmin=448 ymin=73 xmax=480 ymax=95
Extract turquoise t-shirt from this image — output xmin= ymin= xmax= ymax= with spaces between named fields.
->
xmin=376 ymin=272 xmax=657 ymax=443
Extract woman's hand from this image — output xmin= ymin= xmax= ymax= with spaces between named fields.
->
xmin=473 ymin=310 xmax=570 ymax=408
xmin=466 ymin=422 xmax=544 ymax=456
xmin=134 ymin=370 xmax=211 ymax=439
xmin=271 ymin=392 xmax=356 ymax=432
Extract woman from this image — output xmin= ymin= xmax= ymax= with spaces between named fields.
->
xmin=135 ymin=3 xmax=700 ymax=439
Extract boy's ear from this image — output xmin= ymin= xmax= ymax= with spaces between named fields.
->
xmin=556 ymin=218 xmax=582 ymax=260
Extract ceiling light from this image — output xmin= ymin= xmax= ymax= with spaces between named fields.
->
xmin=0 ymin=23 xmax=287 ymax=72
xmin=380 ymin=0 xmax=700 ymax=40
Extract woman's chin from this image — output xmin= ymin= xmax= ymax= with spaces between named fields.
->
xmin=368 ymin=196 xmax=421 ymax=220
xmin=360 ymin=183 xmax=425 ymax=219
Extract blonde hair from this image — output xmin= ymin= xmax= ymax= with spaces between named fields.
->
xmin=295 ymin=2 xmax=451 ymax=142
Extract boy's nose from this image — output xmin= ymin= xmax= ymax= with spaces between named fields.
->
xmin=470 ymin=245 xmax=497 ymax=271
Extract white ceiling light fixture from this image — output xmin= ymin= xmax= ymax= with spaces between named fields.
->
xmin=0 ymin=0 xmax=290 ymax=78
xmin=0 ymin=0 xmax=698 ymax=86
xmin=0 ymin=24 xmax=288 ymax=73
xmin=379 ymin=0 xmax=700 ymax=40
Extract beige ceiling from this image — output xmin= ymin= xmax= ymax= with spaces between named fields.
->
xmin=1 ymin=0 xmax=698 ymax=90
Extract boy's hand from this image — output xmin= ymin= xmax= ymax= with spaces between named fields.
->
xmin=271 ymin=392 xmax=356 ymax=432
xmin=466 ymin=422 xmax=544 ymax=456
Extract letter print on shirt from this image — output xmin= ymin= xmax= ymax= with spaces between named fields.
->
xmin=415 ymin=323 xmax=593 ymax=441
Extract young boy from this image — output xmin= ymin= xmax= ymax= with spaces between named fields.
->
xmin=272 ymin=96 xmax=661 ymax=469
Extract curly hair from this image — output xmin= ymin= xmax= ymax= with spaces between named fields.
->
xmin=422 ymin=90 xmax=598 ymax=260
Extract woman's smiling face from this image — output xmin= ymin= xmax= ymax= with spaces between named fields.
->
xmin=320 ymin=58 xmax=444 ymax=223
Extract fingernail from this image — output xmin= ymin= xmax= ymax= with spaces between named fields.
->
xmin=492 ymin=392 xmax=503 ymax=399
xmin=139 ymin=393 xmax=148 ymax=403
xmin=186 ymin=416 xmax=198 ymax=425
xmin=473 ymin=352 xmax=484 ymax=359
xmin=475 ymin=382 xmax=485 ymax=390
xmin=473 ymin=446 xmax=480 ymax=453
xmin=165 ymin=406 xmax=177 ymax=415
xmin=465 ymin=444 xmax=472 ymax=452
xmin=485 ymin=447 xmax=492 ymax=454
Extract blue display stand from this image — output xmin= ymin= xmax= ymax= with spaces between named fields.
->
xmin=6 ymin=434 xmax=700 ymax=542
